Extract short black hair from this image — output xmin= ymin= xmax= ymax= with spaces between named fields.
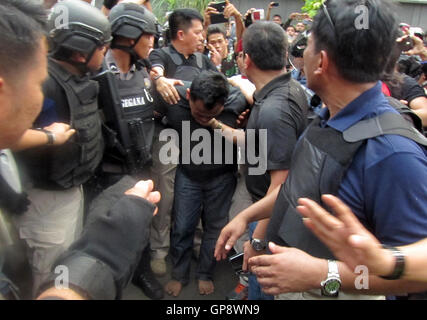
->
xmin=169 ymin=9 xmax=204 ymax=41
xmin=104 ymin=0 xmax=119 ymax=10
xmin=190 ymin=71 xmax=229 ymax=110
xmin=207 ymin=25 xmax=227 ymax=41
xmin=273 ymin=14 xmax=282 ymax=20
xmin=243 ymin=22 xmax=288 ymax=71
xmin=0 ymin=0 xmax=46 ymax=80
xmin=311 ymin=0 xmax=399 ymax=83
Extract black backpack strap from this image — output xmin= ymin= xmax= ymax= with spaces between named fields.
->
xmin=343 ymin=112 xmax=427 ymax=146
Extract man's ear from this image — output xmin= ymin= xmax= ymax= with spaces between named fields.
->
xmin=314 ymin=50 xmax=329 ymax=76
xmin=177 ymin=30 xmax=185 ymax=41
xmin=244 ymin=53 xmax=251 ymax=70
xmin=186 ymin=88 xmax=190 ymax=100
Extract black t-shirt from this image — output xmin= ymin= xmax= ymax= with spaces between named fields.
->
xmin=401 ymin=74 xmax=426 ymax=103
xmin=245 ymin=72 xmax=308 ymax=202
xmin=160 ymin=83 xmax=248 ymax=180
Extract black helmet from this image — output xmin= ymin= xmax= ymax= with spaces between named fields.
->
xmin=109 ymin=2 xmax=159 ymax=40
xmin=47 ymin=0 xmax=112 ymax=61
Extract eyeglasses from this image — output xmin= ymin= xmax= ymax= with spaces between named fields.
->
xmin=321 ymin=0 xmax=336 ymax=36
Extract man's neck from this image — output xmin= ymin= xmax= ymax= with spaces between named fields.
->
xmin=54 ymin=59 xmax=85 ymax=77
xmin=320 ymin=79 xmax=377 ymax=118
xmin=111 ymin=49 xmax=132 ymax=74
xmin=171 ymin=40 xmax=193 ymax=59
xmin=249 ymin=68 xmax=286 ymax=92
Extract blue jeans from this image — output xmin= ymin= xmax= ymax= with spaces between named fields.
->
xmin=170 ymin=166 xmax=236 ymax=285
xmin=248 ymin=222 xmax=274 ymax=300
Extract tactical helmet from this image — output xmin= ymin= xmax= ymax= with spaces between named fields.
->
xmin=108 ymin=2 xmax=159 ymax=40
xmin=47 ymin=0 xmax=112 ymax=61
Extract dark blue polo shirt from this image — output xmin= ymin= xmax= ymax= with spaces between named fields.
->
xmin=321 ymin=82 xmax=427 ymax=246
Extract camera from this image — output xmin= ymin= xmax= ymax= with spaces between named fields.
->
xmin=209 ymin=1 xmax=228 ymax=24
xmin=271 ymin=2 xmax=279 ymax=7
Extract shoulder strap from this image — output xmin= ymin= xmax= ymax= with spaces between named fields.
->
xmin=194 ymin=52 xmax=204 ymax=69
xmin=47 ymin=63 xmax=78 ymax=126
xmin=343 ymin=112 xmax=427 ymax=146
xmin=162 ymin=46 xmax=183 ymax=66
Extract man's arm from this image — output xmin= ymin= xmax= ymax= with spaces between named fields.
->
xmin=149 ymin=50 xmax=184 ymax=105
xmin=36 ymin=179 xmax=160 ymax=300
xmin=242 ymin=169 xmax=289 ymax=270
xmin=214 ymin=183 xmax=281 ymax=261
xmin=11 ymin=123 xmax=75 ymax=151
xmin=409 ymin=97 xmax=427 ymax=127
xmin=248 ymin=242 xmax=427 ymax=296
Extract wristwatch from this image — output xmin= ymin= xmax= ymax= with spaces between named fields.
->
xmin=250 ymin=238 xmax=267 ymax=252
xmin=153 ymin=74 xmax=164 ymax=81
xmin=38 ymin=129 xmax=56 ymax=145
xmin=320 ymin=260 xmax=341 ymax=297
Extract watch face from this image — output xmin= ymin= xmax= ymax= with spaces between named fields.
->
xmin=251 ymin=239 xmax=266 ymax=251
xmin=324 ymin=279 xmax=341 ymax=295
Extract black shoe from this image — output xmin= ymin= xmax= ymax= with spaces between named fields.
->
xmin=133 ymin=270 xmax=164 ymax=300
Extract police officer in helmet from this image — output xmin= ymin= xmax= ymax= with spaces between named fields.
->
xmin=93 ymin=2 xmax=164 ymax=300
xmin=13 ymin=0 xmax=111 ymax=297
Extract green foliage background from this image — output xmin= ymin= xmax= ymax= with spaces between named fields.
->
xmin=301 ymin=0 xmax=324 ymax=17
xmin=151 ymin=0 xmax=323 ymax=24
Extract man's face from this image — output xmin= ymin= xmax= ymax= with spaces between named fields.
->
xmin=134 ymin=33 xmax=155 ymax=59
xmin=182 ymin=19 xmax=204 ymax=54
xmin=207 ymin=32 xmax=228 ymax=59
xmin=0 ymin=39 xmax=48 ymax=148
xmin=273 ymin=16 xmax=282 ymax=25
xmin=286 ymin=27 xmax=296 ymax=37
xmin=86 ymin=45 xmax=108 ymax=72
xmin=303 ymin=34 xmax=320 ymax=91
xmin=189 ymin=96 xmax=224 ymax=126
xmin=235 ymin=51 xmax=246 ymax=75
xmin=296 ymin=22 xmax=305 ymax=32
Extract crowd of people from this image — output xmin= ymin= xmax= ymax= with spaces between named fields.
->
xmin=0 ymin=0 xmax=426 ymax=301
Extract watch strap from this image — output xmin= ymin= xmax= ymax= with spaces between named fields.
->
xmin=379 ymin=245 xmax=405 ymax=280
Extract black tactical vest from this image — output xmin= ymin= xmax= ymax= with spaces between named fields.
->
xmin=94 ymin=61 xmax=155 ymax=174
xmin=41 ymin=61 xmax=104 ymax=189
xmin=266 ymin=112 xmax=427 ymax=260
xmin=161 ymin=46 xmax=204 ymax=81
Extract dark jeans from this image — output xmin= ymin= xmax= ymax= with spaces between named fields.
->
xmin=170 ymin=166 xmax=236 ymax=285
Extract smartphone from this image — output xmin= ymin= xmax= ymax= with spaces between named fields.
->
xmin=271 ymin=2 xmax=279 ymax=7
xmin=210 ymin=1 xmax=226 ymax=12
xmin=228 ymin=252 xmax=250 ymax=276
xmin=209 ymin=1 xmax=228 ymax=24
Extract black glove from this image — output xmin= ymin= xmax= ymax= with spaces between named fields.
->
xmin=39 ymin=176 xmax=156 ymax=299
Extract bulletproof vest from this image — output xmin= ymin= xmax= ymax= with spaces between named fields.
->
xmin=94 ymin=62 xmax=155 ymax=174
xmin=266 ymin=112 xmax=427 ymax=259
xmin=161 ymin=46 xmax=204 ymax=81
xmin=44 ymin=61 xmax=104 ymax=189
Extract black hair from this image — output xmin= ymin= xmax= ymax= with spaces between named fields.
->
xmin=207 ymin=25 xmax=227 ymax=41
xmin=311 ymin=0 xmax=399 ymax=83
xmin=0 ymin=0 xmax=46 ymax=79
xmin=104 ymin=0 xmax=119 ymax=10
xmin=190 ymin=71 xmax=229 ymax=110
xmin=169 ymin=9 xmax=204 ymax=41
xmin=273 ymin=14 xmax=282 ymax=20
xmin=243 ymin=21 xmax=288 ymax=71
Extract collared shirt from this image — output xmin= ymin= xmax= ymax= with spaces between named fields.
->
xmin=321 ymin=82 xmax=427 ymax=246
xmin=104 ymin=50 xmax=137 ymax=81
xmin=245 ymin=72 xmax=308 ymax=201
